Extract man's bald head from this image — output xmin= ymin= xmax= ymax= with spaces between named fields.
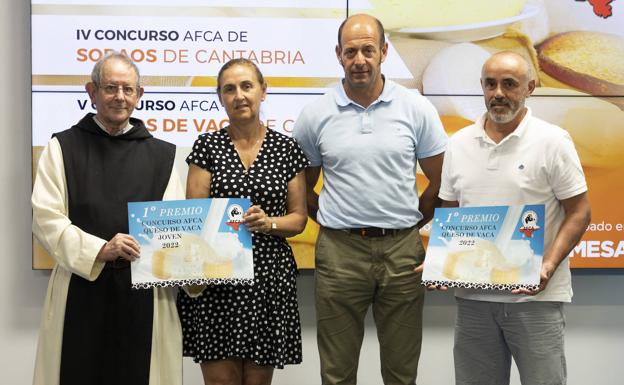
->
xmin=337 ymin=14 xmax=385 ymax=48
xmin=482 ymin=51 xmax=534 ymax=84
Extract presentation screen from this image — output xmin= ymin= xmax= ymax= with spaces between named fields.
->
xmin=32 ymin=0 xmax=624 ymax=268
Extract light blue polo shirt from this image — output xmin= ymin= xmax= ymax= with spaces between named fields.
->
xmin=293 ymin=79 xmax=447 ymax=229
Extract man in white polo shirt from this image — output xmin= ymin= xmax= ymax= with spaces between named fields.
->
xmin=438 ymin=51 xmax=591 ymax=385
xmin=294 ymin=14 xmax=447 ymax=385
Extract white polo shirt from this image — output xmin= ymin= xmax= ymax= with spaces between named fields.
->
xmin=439 ymin=108 xmax=587 ymax=303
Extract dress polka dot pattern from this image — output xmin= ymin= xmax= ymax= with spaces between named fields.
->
xmin=177 ymin=128 xmax=308 ymax=368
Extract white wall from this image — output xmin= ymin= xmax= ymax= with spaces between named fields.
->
xmin=2 ymin=1 xmax=623 ymax=384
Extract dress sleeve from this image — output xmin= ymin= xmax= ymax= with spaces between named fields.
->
xmin=285 ymin=138 xmax=310 ymax=181
xmin=185 ymin=134 xmax=214 ymax=172
xmin=32 ymin=137 xmax=106 ymax=280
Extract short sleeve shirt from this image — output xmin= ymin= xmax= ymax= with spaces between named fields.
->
xmin=293 ymin=79 xmax=447 ymax=228
xmin=439 ymin=109 xmax=587 ymax=302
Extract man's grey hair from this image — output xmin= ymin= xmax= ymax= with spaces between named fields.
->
xmin=90 ymin=51 xmax=141 ymax=86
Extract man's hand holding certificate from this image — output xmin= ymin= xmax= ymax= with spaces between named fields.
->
xmin=422 ymin=205 xmax=545 ymax=291
xmin=128 ymin=198 xmax=254 ymax=289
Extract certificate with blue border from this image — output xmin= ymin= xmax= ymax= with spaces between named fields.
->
xmin=128 ymin=198 xmax=253 ymax=289
xmin=422 ymin=204 xmax=545 ymax=291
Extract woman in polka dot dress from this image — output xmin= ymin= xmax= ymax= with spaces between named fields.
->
xmin=177 ymin=58 xmax=309 ymax=385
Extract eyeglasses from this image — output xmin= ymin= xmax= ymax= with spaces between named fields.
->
xmin=97 ymin=83 xmax=139 ymax=97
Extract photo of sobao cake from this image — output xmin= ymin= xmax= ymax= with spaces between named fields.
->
xmin=442 ymin=238 xmax=535 ymax=285
xmin=537 ymin=31 xmax=624 ymax=96
xmin=152 ymin=233 xmax=241 ymax=280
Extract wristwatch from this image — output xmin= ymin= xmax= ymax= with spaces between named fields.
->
xmin=268 ymin=218 xmax=277 ymax=233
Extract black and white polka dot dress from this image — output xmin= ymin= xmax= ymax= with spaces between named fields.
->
xmin=177 ymin=127 xmax=308 ymax=368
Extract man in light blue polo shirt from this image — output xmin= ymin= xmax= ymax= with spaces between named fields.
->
xmin=293 ymin=14 xmax=447 ymax=385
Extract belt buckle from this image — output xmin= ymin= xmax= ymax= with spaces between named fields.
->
xmin=360 ymin=227 xmax=387 ymax=238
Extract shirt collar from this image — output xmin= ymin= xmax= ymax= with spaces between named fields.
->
xmin=334 ymin=76 xmax=395 ymax=108
xmin=93 ymin=116 xmax=133 ymax=136
xmin=473 ymin=107 xmax=533 ymax=143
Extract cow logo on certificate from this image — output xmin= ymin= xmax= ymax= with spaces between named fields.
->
xmin=226 ymin=204 xmax=244 ymax=230
xmin=422 ymin=204 xmax=545 ymax=291
xmin=128 ymin=198 xmax=254 ymax=289
xmin=519 ymin=210 xmax=540 ymax=238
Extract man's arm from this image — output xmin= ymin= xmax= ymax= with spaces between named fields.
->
xmin=32 ymin=138 xmax=107 ymax=280
xmin=416 ymin=152 xmax=444 ymax=228
xmin=292 ymin=107 xmax=322 ymax=223
xmin=513 ymin=192 xmax=591 ymax=295
xmin=99 ymin=154 xmax=186 ymax=264
xmin=441 ymin=199 xmax=459 ymax=208
xmin=304 ymin=166 xmax=321 ymax=223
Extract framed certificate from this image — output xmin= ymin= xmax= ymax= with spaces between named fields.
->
xmin=422 ymin=204 xmax=544 ymax=291
xmin=128 ymin=198 xmax=254 ymax=289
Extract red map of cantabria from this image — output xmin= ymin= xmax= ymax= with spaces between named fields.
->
xmin=587 ymin=0 xmax=614 ymax=18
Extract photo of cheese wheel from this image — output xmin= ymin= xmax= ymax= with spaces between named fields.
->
xmin=422 ymin=43 xmax=491 ymax=121
xmin=151 ymin=233 xmax=237 ymax=280
xmin=536 ymin=31 xmax=624 ymax=96
xmin=442 ymin=238 xmax=516 ymax=283
xmin=152 ymin=234 xmax=218 ymax=280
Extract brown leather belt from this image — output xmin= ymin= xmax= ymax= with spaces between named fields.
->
xmin=346 ymin=227 xmax=401 ymax=238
